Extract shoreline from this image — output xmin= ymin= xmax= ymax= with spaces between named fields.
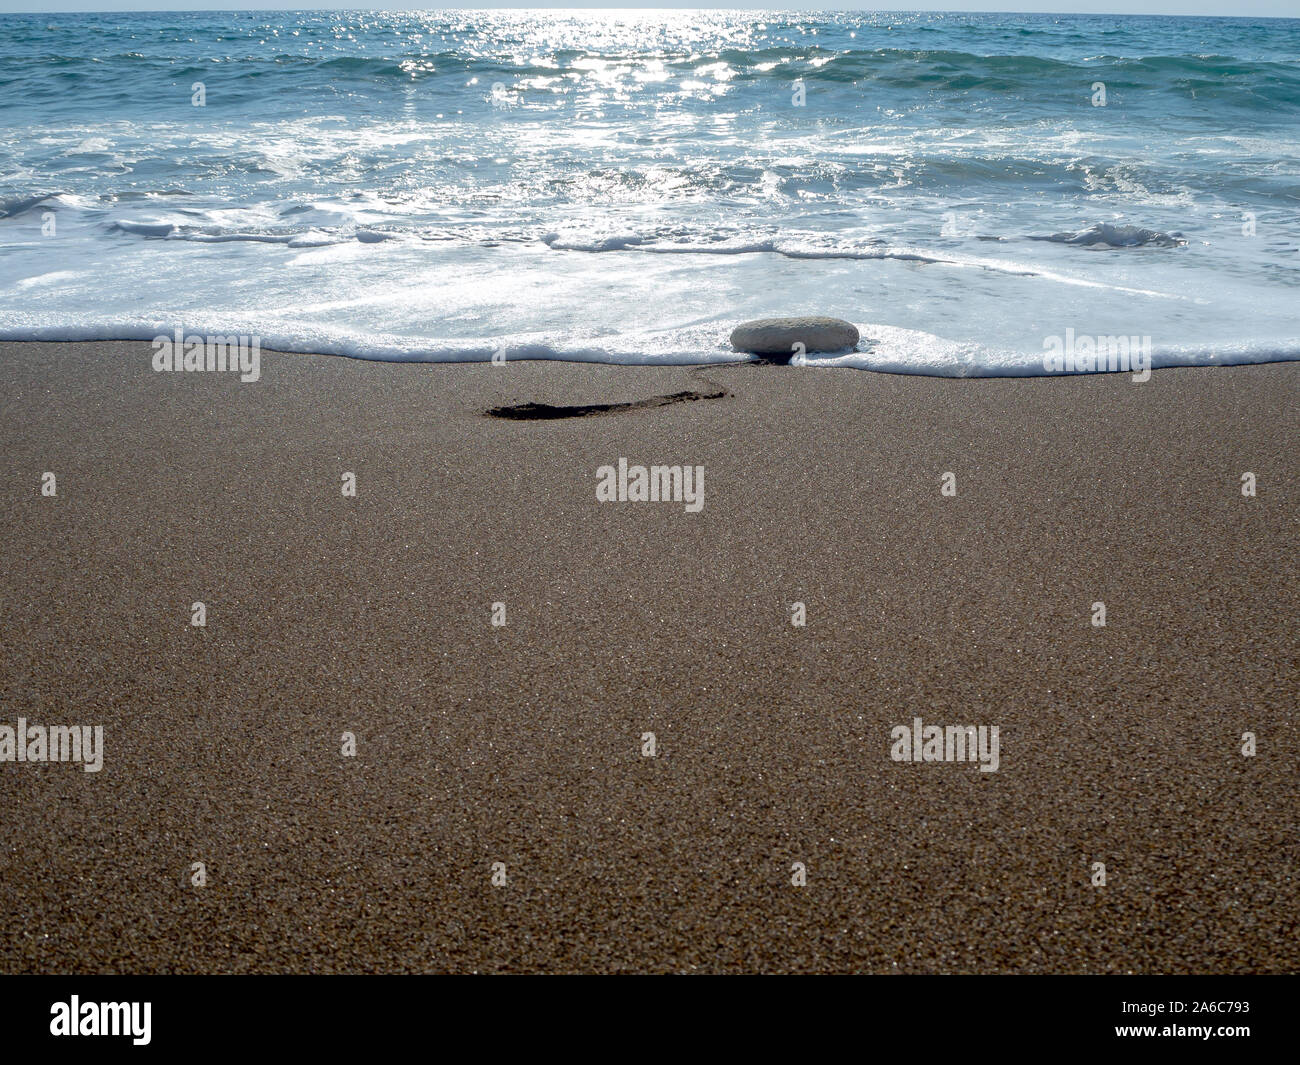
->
xmin=1 ymin=342 xmax=1296 ymax=974
xmin=4 ymin=333 xmax=1300 ymax=378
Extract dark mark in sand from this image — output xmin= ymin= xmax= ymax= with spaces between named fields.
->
xmin=485 ymin=385 xmax=729 ymax=421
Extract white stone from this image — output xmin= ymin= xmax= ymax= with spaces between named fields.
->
xmin=730 ymin=316 xmax=859 ymax=358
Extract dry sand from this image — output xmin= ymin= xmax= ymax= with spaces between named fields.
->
xmin=0 ymin=340 xmax=1296 ymax=973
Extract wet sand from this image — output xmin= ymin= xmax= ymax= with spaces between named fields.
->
xmin=0 ymin=341 xmax=1296 ymax=973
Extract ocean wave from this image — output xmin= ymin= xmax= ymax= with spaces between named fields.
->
xmin=538 ymin=226 xmax=1187 ymax=284
xmin=106 ymin=219 xmax=386 ymax=246
xmin=540 ymin=228 xmax=979 ymax=267
xmin=109 ymin=219 xmax=176 ymax=237
xmin=97 ymin=213 xmax=1196 ymax=280
xmin=0 ymin=193 xmax=58 ymax=218
xmin=5 ymin=37 xmax=1299 ymax=113
xmin=1029 ymin=222 xmax=1187 ymax=248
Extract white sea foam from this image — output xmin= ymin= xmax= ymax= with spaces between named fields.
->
xmin=0 ymin=220 xmax=1294 ymax=375
xmin=1 ymin=313 xmax=1296 ymax=377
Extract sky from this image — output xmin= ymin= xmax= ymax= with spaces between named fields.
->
xmin=0 ymin=2 xmax=1296 ymax=16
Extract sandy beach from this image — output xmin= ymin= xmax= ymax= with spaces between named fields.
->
xmin=0 ymin=340 xmax=1296 ymax=974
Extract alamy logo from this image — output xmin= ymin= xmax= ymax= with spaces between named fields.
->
xmin=1043 ymin=329 xmax=1151 ymax=382
xmin=0 ymin=718 xmax=103 ymax=772
xmin=890 ymin=717 xmax=1000 ymax=773
xmin=152 ymin=327 xmax=261 ymax=383
xmin=50 ymin=997 xmax=150 ymax=1045
xmin=595 ymin=458 xmax=704 ymax=512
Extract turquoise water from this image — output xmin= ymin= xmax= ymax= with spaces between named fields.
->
xmin=1 ymin=9 xmax=1298 ymax=373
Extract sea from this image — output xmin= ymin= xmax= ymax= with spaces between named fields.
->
xmin=1 ymin=8 xmax=1298 ymax=375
